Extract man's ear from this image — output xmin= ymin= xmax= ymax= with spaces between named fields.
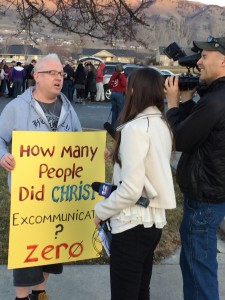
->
xmin=221 ymin=55 xmax=225 ymax=67
xmin=33 ymin=72 xmax=38 ymax=83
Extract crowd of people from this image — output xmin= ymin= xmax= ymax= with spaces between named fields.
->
xmin=0 ymin=59 xmax=36 ymax=99
xmin=1 ymin=34 xmax=225 ymax=300
xmin=0 ymin=59 xmax=110 ymax=104
xmin=0 ymin=59 xmax=128 ymax=128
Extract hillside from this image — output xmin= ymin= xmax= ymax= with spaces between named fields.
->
xmin=0 ymin=0 xmax=225 ymax=49
xmin=141 ymin=0 xmax=225 ymax=47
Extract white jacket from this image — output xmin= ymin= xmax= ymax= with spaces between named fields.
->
xmin=95 ymin=106 xmax=176 ymax=233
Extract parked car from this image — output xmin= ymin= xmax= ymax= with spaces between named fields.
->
xmin=104 ymin=64 xmax=144 ymax=100
xmin=103 ymin=63 xmax=117 ymax=101
xmin=160 ymin=69 xmax=175 ymax=76
xmin=148 ymin=66 xmax=162 ymax=73
xmin=78 ymin=56 xmax=114 ymax=100
xmin=78 ymin=59 xmax=174 ymax=101
xmin=123 ymin=64 xmax=143 ymax=78
xmin=78 ymin=56 xmax=104 ymax=64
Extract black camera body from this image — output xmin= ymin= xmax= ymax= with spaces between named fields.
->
xmin=163 ymin=73 xmax=200 ymax=91
xmin=163 ymin=42 xmax=201 ymax=91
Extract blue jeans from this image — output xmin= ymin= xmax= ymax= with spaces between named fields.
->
xmin=62 ymin=80 xmax=74 ymax=102
xmin=110 ymin=91 xmax=125 ymax=129
xmin=13 ymin=79 xmax=23 ymax=98
xmin=180 ymin=195 xmax=225 ymax=300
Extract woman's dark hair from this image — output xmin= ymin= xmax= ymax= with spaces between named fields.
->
xmin=89 ymin=64 xmax=95 ymax=72
xmin=75 ymin=63 xmax=86 ymax=80
xmin=76 ymin=63 xmax=84 ymax=71
xmin=113 ymin=67 xmax=166 ymax=165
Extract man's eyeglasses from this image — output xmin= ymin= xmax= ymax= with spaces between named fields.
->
xmin=207 ymin=36 xmax=225 ymax=50
xmin=38 ymin=70 xmax=67 ymax=78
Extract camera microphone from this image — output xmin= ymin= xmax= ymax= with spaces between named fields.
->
xmin=104 ymin=122 xmax=116 ymax=139
xmin=91 ymin=181 xmax=150 ymax=207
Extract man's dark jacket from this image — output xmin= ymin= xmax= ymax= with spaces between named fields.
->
xmin=166 ymin=77 xmax=225 ymax=203
xmin=25 ymin=64 xmax=34 ymax=80
xmin=63 ymin=64 xmax=74 ymax=81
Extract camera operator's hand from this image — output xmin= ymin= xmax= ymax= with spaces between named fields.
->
xmin=180 ymin=89 xmax=196 ymax=103
xmin=164 ymin=76 xmax=180 ymax=109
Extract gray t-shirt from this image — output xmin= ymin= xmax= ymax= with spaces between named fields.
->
xmin=36 ymin=96 xmax=62 ymax=131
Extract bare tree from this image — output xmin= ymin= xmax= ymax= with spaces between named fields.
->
xmin=0 ymin=0 xmax=156 ymax=46
xmin=43 ymin=41 xmax=72 ymax=61
xmin=1 ymin=36 xmax=14 ymax=55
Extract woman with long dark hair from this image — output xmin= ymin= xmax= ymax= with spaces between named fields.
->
xmin=94 ymin=67 xmax=176 ymax=300
xmin=86 ymin=63 xmax=97 ymax=102
xmin=74 ymin=63 xmax=86 ymax=104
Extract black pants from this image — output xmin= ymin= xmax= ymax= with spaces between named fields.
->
xmin=76 ymin=88 xmax=85 ymax=99
xmin=90 ymin=91 xmax=96 ymax=102
xmin=110 ymin=225 xmax=161 ymax=300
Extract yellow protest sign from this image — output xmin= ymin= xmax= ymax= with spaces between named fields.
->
xmin=8 ymin=131 xmax=106 ymax=269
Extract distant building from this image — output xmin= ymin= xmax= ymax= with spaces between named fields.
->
xmin=157 ymin=47 xmax=177 ymax=67
xmin=0 ymin=44 xmax=43 ymax=62
xmin=71 ymin=48 xmax=153 ymax=64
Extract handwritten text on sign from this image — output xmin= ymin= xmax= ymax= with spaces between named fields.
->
xmin=8 ymin=131 xmax=106 ymax=269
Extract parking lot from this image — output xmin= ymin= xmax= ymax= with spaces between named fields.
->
xmin=72 ymin=101 xmax=111 ymax=130
xmin=0 ymin=97 xmax=112 ymax=130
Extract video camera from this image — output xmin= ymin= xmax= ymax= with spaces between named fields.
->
xmin=163 ymin=42 xmax=201 ymax=90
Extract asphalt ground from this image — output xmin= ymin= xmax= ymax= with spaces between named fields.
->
xmin=0 ymin=96 xmax=112 ymax=131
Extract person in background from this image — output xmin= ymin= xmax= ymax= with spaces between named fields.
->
xmin=86 ymin=63 xmax=97 ymax=102
xmin=84 ymin=62 xmax=91 ymax=100
xmin=0 ymin=53 xmax=82 ymax=300
xmin=165 ymin=36 xmax=225 ymax=300
xmin=95 ymin=61 xmax=105 ymax=101
xmin=94 ymin=67 xmax=176 ymax=300
xmin=62 ymin=60 xmax=75 ymax=102
xmin=22 ymin=61 xmax=29 ymax=91
xmin=9 ymin=62 xmax=26 ymax=98
xmin=0 ymin=59 xmax=8 ymax=96
xmin=108 ymin=64 xmax=127 ymax=129
xmin=25 ymin=59 xmax=37 ymax=89
xmin=0 ymin=65 xmax=4 ymax=96
xmin=5 ymin=60 xmax=16 ymax=98
xmin=74 ymin=62 xmax=86 ymax=104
